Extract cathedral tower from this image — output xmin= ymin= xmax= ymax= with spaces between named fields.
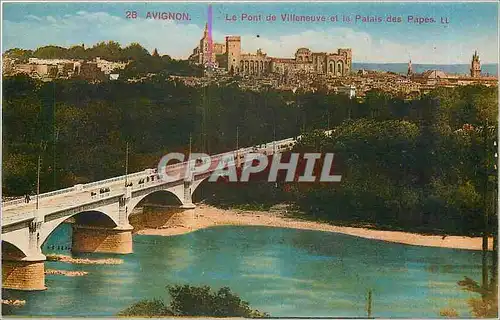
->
xmin=470 ymin=50 xmax=481 ymax=78
xmin=198 ymin=23 xmax=212 ymax=65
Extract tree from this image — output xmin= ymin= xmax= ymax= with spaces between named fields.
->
xmin=87 ymin=41 xmax=122 ymax=61
xmin=118 ymin=285 xmax=269 ymax=318
xmin=118 ymin=299 xmax=173 ymax=317
xmin=457 ymin=276 xmax=498 ymax=318
xmin=122 ymin=42 xmax=151 ymax=61
xmin=67 ymin=45 xmax=87 ymax=59
xmin=4 ymin=48 xmax=33 ymax=62
xmin=33 ymin=45 xmax=68 ymax=59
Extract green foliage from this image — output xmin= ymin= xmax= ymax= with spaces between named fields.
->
xmin=4 ymin=48 xmax=33 ymax=62
xmin=167 ymin=285 xmax=268 ymax=317
xmin=4 ymin=42 xmax=201 ymax=79
xmin=117 ymin=299 xmax=173 ymax=317
xmin=290 ymin=111 xmax=497 ymax=234
xmin=457 ymin=277 xmax=498 ymax=318
xmin=118 ymin=285 xmax=269 ymax=318
xmin=33 ymin=45 xmax=69 ymax=59
xmin=2 ymin=74 xmax=497 ymax=236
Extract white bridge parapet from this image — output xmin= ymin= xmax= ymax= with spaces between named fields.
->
xmin=2 ymin=131 xmax=336 ymax=254
xmin=2 ymin=133 xmax=313 ymax=210
xmin=2 ymin=170 xmax=153 ymax=208
xmin=3 ymin=132 xmax=339 ymax=291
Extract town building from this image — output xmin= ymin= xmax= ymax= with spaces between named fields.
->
xmin=4 ymin=55 xmax=128 ymax=81
xmin=188 ymin=24 xmax=226 ymax=67
xmin=95 ymin=57 xmax=128 ymax=75
xmin=189 ymin=24 xmax=352 ymax=77
xmin=410 ymin=51 xmax=496 ymax=87
xmin=336 ymin=85 xmax=356 ymax=99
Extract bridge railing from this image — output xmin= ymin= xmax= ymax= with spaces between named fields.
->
xmin=1 ymin=136 xmax=304 ymax=209
xmin=2 ymin=211 xmax=36 ymax=224
xmin=1 ymin=170 xmax=154 ymax=208
xmin=82 ymin=169 xmax=151 ymax=190
xmin=1 ymin=185 xmax=78 ymax=208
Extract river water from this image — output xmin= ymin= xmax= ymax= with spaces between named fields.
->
xmin=4 ymin=223 xmax=482 ymax=317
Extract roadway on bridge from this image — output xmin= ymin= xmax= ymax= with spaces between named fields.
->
xmin=1 ymin=138 xmax=293 ymax=225
xmin=1 ymin=155 xmax=230 ymax=222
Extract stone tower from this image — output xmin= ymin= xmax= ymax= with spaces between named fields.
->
xmin=198 ymin=23 xmax=211 ymax=65
xmin=225 ymin=36 xmax=241 ymax=74
xmin=407 ymin=60 xmax=413 ymax=77
xmin=338 ymin=48 xmax=353 ymax=75
xmin=470 ymin=50 xmax=481 ymax=78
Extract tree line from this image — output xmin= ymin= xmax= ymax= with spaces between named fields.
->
xmin=118 ymin=285 xmax=268 ymax=317
xmin=6 ymin=41 xmax=153 ymax=63
xmin=4 ymin=42 xmax=202 ymax=78
xmin=2 ymin=74 xmax=498 ymax=237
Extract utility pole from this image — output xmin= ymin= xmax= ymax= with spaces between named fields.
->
xmin=327 ymin=111 xmax=330 ymax=129
xmin=492 ymin=141 xmax=498 ymax=289
xmin=482 ymin=120 xmax=489 ymax=290
xmin=36 ymin=155 xmax=41 ymax=210
xmin=236 ymin=126 xmax=241 ymax=168
xmin=273 ymin=113 xmax=276 ymax=154
xmin=53 ymin=81 xmax=56 ymax=190
xmin=236 ymin=126 xmax=239 ymax=150
xmin=189 ymin=133 xmax=193 ymax=155
xmin=202 ymin=87 xmax=208 ymax=154
xmin=125 ymin=142 xmax=129 ymax=187
xmin=36 ymin=141 xmax=47 ymax=210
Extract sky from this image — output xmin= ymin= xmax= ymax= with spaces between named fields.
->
xmin=2 ymin=1 xmax=498 ymax=64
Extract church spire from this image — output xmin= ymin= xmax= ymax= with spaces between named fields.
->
xmin=407 ymin=59 xmax=413 ymax=77
xmin=203 ymin=22 xmax=209 ymax=38
xmin=470 ymin=50 xmax=481 ymax=77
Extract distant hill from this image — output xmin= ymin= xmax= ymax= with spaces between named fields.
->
xmin=4 ymin=41 xmax=167 ymax=63
xmin=353 ymin=63 xmax=498 ymax=77
xmin=4 ymin=42 xmax=201 ymax=78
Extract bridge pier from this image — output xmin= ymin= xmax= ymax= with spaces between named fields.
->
xmin=180 ymin=180 xmax=196 ymax=209
xmin=2 ymin=252 xmax=46 ymax=291
xmin=72 ymin=224 xmax=133 ymax=254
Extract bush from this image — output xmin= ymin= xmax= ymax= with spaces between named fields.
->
xmin=118 ymin=285 xmax=269 ymax=318
xmin=117 ymin=299 xmax=173 ymax=317
xmin=457 ymin=276 xmax=498 ymax=318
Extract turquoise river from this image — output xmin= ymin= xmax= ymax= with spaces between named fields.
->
xmin=3 ymin=223 xmax=484 ymax=317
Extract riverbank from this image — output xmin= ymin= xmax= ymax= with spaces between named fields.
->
xmin=46 ymin=254 xmax=123 ymax=265
xmin=2 ymin=299 xmax=26 ymax=307
xmin=134 ymin=204 xmax=493 ymax=251
xmin=45 ymin=269 xmax=88 ymax=277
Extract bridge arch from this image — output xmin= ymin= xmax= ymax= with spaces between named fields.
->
xmin=127 ymin=188 xmax=184 ymax=219
xmin=191 ymin=171 xmax=230 ymax=204
xmin=1 ymin=240 xmax=27 ymax=260
xmin=39 ymin=209 xmax=119 ymax=247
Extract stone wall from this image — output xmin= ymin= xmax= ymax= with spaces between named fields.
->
xmin=2 ymin=260 xmax=45 ymax=291
xmin=72 ymin=225 xmax=133 ymax=254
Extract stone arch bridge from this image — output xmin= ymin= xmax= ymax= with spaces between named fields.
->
xmin=2 ymin=133 xmax=327 ymax=291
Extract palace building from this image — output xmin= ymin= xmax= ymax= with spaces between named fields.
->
xmin=410 ymin=51 xmax=497 ymax=87
xmin=189 ymin=24 xmax=352 ymax=77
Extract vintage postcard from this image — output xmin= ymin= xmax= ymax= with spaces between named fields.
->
xmin=1 ymin=0 xmax=498 ymax=318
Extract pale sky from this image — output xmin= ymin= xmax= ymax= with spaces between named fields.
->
xmin=2 ymin=2 xmax=498 ymax=64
